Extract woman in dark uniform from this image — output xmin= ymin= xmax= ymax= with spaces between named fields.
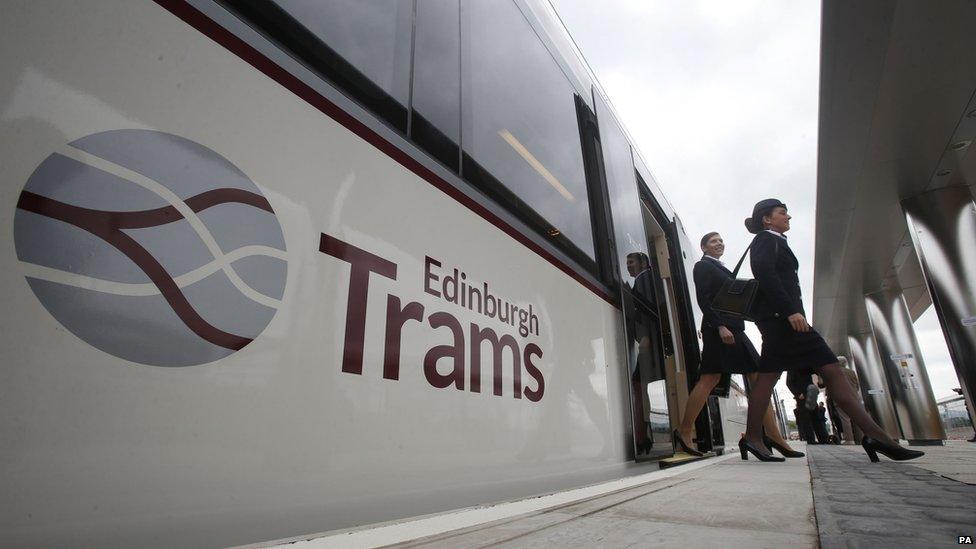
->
xmin=739 ymin=199 xmax=923 ymax=462
xmin=673 ymin=232 xmax=801 ymax=459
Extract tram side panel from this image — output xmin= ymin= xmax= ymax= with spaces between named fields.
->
xmin=0 ymin=2 xmax=634 ymax=547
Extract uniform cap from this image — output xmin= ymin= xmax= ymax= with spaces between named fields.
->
xmin=751 ymin=198 xmax=786 ymax=218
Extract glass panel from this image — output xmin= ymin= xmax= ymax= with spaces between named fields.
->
xmin=412 ymin=0 xmax=461 ymax=170
xmin=595 ymin=93 xmax=671 ymax=460
xmin=460 ymin=0 xmax=595 ymax=262
xmin=271 ymin=0 xmax=413 ymax=129
xmin=517 ymin=0 xmax=596 ymax=108
xmin=596 ymin=98 xmax=645 ymax=282
xmin=942 ymin=398 xmax=974 ymax=440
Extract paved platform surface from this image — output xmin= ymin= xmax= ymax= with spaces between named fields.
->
xmin=394 ymin=445 xmax=818 ymax=548
xmin=280 ymin=441 xmax=976 ymax=548
xmin=908 ymin=439 xmax=976 ymax=484
xmin=808 ymin=441 xmax=976 ymax=549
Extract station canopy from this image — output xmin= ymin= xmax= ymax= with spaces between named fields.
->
xmin=813 ymin=0 xmax=976 ymax=351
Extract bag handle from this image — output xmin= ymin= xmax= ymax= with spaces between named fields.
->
xmin=731 ymin=243 xmax=751 ymax=277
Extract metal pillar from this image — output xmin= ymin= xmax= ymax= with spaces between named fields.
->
xmin=902 ymin=185 xmax=976 ymax=433
xmin=847 ymin=332 xmax=903 ymax=440
xmin=864 ymin=286 xmax=945 ymax=444
xmin=773 ymin=392 xmax=789 ymax=438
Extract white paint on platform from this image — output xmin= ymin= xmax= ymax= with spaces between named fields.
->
xmin=249 ymin=453 xmax=738 ymax=548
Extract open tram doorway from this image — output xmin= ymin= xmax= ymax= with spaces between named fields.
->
xmin=635 ymin=203 xmax=685 ymax=449
xmin=636 ymin=193 xmax=723 ymax=457
xmin=622 ymin=240 xmax=672 ymax=461
xmin=623 ymin=195 xmax=704 ymax=461
xmin=615 ymin=187 xmax=710 ymax=462
xmin=623 ymin=175 xmax=726 ymax=461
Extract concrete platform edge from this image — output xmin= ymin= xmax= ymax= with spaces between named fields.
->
xmin=241 ymin=453 xmax=738 ymax=549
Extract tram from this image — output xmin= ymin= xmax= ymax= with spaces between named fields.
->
xmin=0 ymin=1 xmax=756 ymax=546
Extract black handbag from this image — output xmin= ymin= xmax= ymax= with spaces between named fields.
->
xmin=710 ymin=244 xmax=759 ymax=321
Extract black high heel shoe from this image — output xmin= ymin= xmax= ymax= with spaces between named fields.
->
xmin=763 ymin=435 xmax=805 ymax=458
xmin=861 ymin=436 xmax=925 ymax=462
xmin=673 ymin=430 xmax=704 ymax=457
xmin=739 ymin=438 xmax=785 ymax=462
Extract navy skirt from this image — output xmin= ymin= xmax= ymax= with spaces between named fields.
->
xmin=700 ymin=327 xmax=760 ymax=375
xmin=755 ymin=318 xmax=838 ymax=373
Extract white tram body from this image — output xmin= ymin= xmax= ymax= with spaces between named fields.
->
xmin=0 ymin=1 xmax=750 ymax=546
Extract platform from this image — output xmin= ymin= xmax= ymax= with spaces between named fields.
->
xmin=264 ymin=441 xmax=976 ymax=548
xmin=809 ymin=442 xmax=976 ymax=548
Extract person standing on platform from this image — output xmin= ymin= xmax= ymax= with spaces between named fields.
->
xmin=673 ymin=232 xmax=801 ymax=459
xmin=737 ymin=199 xmax=924 ymax=463
xmin=793 ymin=403 xmax=816 ymax=443
xmin=787 ymin=370 xmax=820 ymax=412
xmin=813 ymin=401 xmax=830 ymax=444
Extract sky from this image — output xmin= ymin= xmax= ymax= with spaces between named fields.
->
xmin=548 ymin=0 xmax=962 ymax=418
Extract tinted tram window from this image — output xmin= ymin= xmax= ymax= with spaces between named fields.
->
xmin=460 ymin=0 xmax=596 ymax=264
xmin=246 ymin=0 xmax=413 ymax=131
xmin=412 ymin=0 xmax=461 ymax=171
xmin=596 ymin=97 xmax=647 ymax=283
xmin=596 ymin=92 xmax=671 ymax=459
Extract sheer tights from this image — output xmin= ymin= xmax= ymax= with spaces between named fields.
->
xmin=678 ymin=373 xmax=793 ymax=451
xmin=743 ymin=363 xmax=897 ymax=457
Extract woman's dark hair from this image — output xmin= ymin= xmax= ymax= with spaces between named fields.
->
xmin=700 ymin=231 xmax=719 ymax=249
xmin=744 ymin=215 xmax=764 ymax=234
xmin=745 ymin=199 xmax=787 ymax=234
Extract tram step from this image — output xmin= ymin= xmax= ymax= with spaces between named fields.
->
xmin=658 ymin=451 xmax=715 ymax=469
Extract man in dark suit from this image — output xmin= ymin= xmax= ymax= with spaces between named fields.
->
xmin=813 ymin=402 xmax=830 ymax=444
xmin=793 ymin=404 xmax=816 ymax=443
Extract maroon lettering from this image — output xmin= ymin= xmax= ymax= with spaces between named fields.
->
xmin=319 ymin=233 xmax=397 ymax=375
xmin=424 ymin=312 xmax=465 ymax=390
xmin=484 ymin=282 xmax=496 ymax=318
xmin=424 ymin=256 xmax=441 ymax=297
xmin=443 ymin=268 xmax=459 ymax=303
xmin=528 ymin=303 xmax=539 ymax=336
xmin=323 ymin=235 xmax=546 ymax=402
xmin=523 ymin=343 xmax=545 ymax=402
xmin=470 ymin=324 xmax=521 ymax=398
xmin=383 ymin=295 xmax=424 ymax=380
xmin=467 ymin=285 xmax=482 ymax=314
xmin=498 ymin=302 xmax=510 ymax=323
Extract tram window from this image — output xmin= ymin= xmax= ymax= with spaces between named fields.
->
xmin=412 ymin=0 xmax=461 ymax=171
xmin=460 ymin=0 xmax=596 ymax=264
xmin=595 ymin=94 xmax=647 ymax=283
xmin=240 ymin=0 xmax=413 ymax=132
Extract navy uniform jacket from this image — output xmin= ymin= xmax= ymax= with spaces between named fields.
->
xmin=750 ymin=231 xmax=804 ymax=320
xmin=693 ymin=257 xmax=745 ymax=332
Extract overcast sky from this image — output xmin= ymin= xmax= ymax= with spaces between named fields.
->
xmin=549 ymin=0 xmax=961 ymax=419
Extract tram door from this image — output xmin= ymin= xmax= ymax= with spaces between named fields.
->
xmin=592 ymin=93 xmax=672 ymax=461
xmin=639 ymin=204 xmax=688 ymax=442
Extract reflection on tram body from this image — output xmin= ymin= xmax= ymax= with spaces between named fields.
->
xmin=625 ymin=252 xmax=671 ymax=457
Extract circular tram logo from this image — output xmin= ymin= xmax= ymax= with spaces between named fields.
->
xmin=14 ymin=129 xmax=287 ymax=366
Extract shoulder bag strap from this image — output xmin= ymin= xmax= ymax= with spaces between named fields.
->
xmin=732 ymin=234 xmax=780 ymax=277
xmin=731 ymin=243 xmax=752 ymax=277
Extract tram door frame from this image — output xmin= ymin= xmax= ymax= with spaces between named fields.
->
xmin=637 ymin=183 xmax=724 ymax=453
